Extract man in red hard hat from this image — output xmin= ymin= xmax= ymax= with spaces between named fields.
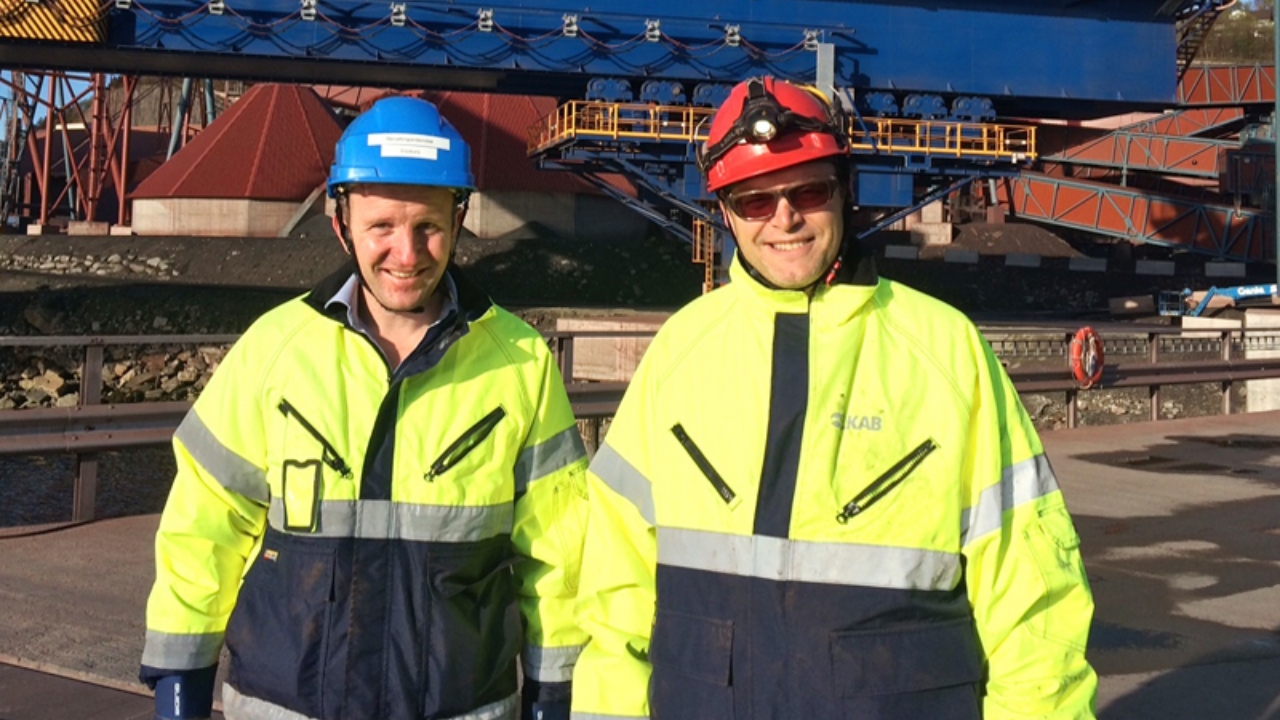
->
xmin=571 ymin=76 xmax=1097 ymax=719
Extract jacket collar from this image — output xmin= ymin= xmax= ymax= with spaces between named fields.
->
xmin=304 ymin=261 xmax=493 ymax=327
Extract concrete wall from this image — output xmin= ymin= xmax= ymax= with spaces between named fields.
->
xmin=1245 ymin=309 xmax=1280 ymax=413
xmin=465 ymin=191 xmax=650 ymax=243
xmin=133 ymin=198 xmax=299 ymax=237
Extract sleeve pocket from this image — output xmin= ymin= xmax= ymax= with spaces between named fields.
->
xmin=649 ymin=610 xmax=733 ymax=686
xmin=829 ymin=617 xmax=982 ymax=696
xmin=1023 ymin=504 xmax=1092 ymax=650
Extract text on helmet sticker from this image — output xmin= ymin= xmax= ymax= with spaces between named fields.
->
xmin=367 ymin=132 xmax=452 ymax=160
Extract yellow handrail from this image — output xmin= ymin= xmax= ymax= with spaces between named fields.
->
xmin=529 ymin=101 xmax=715 ymax=153
xmin=529 ymin=100 xmax=1037 ymax=162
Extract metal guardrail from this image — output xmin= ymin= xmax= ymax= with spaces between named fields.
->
xmin=526 ymin=100 xmax=1036 ymax=163
xmin=0 ymin=334 xmax=240 ymax=524
xmin=0 ymin=402 xmax=190 ymax=455
xmin=3 ymin=327 xmax=1280 ymax=527
xmin=0 ymin=386 xmax=629 ymax=456
xmin=1010 ymin=356 xmax=1280 ymax=427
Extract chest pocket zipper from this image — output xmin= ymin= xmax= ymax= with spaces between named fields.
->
xmin=671 ymin=423 xmax=736 ymax=504
xmin=425 ymin=406 xmax=506 ymax=481
xmin=836 ymin=438 xmax=938 ymax=524
xmin=278 ymin=399 xmax=353 ymax=478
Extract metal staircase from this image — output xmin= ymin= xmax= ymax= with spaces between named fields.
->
xmin=1176 ymin=1 xmax=1231 ymax=80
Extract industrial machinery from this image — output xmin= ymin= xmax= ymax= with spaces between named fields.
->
xmin=0 ymin=0 xmax=1256 ymax=286
xmin=1159 ymin=283 xmax=1279 ymax=317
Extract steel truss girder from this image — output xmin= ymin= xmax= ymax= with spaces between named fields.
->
xmin=1002 ymin=171 xmax=1272 ymax=262
xmin=1120 ymin=107 xmax=1245 ymax=137
xmin=1043 ymin=130 xmax=1236 ymax=179
xmin=1179 ymin=64 xmax=1277 ymax=106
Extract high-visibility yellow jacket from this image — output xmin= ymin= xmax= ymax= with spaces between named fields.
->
xmin=141 ymin=266 xmax=589 ymax=720
xmin=572 ymin=254 xmax=1096 ymax=720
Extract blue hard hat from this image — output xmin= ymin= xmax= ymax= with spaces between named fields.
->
xmin=327 ymin=96 xmax=475 ymax=198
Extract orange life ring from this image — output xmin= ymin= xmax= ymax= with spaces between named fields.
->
xmin=1069 ymin=326 xmax=1104 ymax=389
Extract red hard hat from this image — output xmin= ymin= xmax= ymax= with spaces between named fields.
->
xmin=700 ymin=77 xmax=847 ymax=193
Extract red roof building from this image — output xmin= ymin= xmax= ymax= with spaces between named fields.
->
xmin=131 ymin=83 xmax=648 ymax=242
xmin=132 ymin=83 xmax=342 ymax=201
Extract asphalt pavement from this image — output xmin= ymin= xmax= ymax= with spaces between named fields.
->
xmin=1 ymin=412 xmax=1279 ymax=719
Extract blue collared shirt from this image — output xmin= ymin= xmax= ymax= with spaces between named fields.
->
xmin=324 ymin=271 xmax=460 ymax=366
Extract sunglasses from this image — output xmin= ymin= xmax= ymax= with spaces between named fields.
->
xmin=723 ymin=178 xmax=841 ymax=221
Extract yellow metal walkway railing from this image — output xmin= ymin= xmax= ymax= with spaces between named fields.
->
xmin=527 ymin=101 xmax=711 ymax=153
xmin=848 ymin=118 xmax=1036 ymax=161
xmin=527 ymin=100 xmax=1037 ymax=163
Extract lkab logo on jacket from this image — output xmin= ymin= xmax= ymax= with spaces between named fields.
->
xmin=831 ymin=412 xmax=882 ymax=432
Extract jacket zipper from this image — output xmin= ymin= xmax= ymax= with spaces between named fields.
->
xmin=836 ymin=438 xmax=938 ymax=524
xmin=671 ymin=423 xmax=736 ymax=504
xmin=277 ymin=399 xmax=354 ymax=478
xmin=425 ymin=406 xmax=506 ymax=481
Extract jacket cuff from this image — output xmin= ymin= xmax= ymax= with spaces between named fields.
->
xmin=145 ymin=664 xmax=218 ymax=720
xmin=521 ymin=679 xmax=571 ymax=720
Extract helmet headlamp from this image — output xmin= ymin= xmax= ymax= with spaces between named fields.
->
xmin=697 ymin=77 xmax=845 ymax=175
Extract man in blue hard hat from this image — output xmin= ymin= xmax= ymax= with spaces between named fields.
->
xmin=140 ymin=95 xmax=588 ymax=720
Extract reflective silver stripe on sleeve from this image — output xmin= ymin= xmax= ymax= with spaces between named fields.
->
xmin=960 ymin=453 xmax=1061 ymax=547
xmin=589 ymin=443 xmax=655 ymax=526
xmin=656 ymin=527 xmax=961 ymax=592
xmin=225 ymin=684 xmax=518 ymax=720
xmin=223 ymin=683 xmax=319 ymax=720
xmin=174 ymin=410 xmax=269 ymax=504
xmin=140 ymin=630 xmax=223 ymax=671
xmin=523 ymin=643 xmax=585 ymax=683
xmin=515 ymin=425 xmax=587 ymax=494
xmin=267 ymin=499 xmax=514 ymax=541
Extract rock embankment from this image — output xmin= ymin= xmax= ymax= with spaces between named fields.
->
xmin=1 ymin=344 xmax=229 ymax=409
xmin=0 ymin=252 xmax=179 ymax=280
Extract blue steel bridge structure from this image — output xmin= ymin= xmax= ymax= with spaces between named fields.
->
xmin=0 ymin=0 xmax=1270 ymax=282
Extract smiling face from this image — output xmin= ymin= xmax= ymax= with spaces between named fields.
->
xmin=334 ymin=183 xmax=461 ymax=325
xmin=720 ymin=159 xmax=845 ymax=291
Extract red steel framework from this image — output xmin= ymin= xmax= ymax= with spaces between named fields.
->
xmin=1123 ymin=107 xmax=1245 ymax=136
xmin=0 ymin=71 xmax=212 ymax=228
xmin=0 ymin=71 xmax=132 ymax=226
xmin=1179 ymin=64 xmax=1277 ymax=106
xmin=984 ymin=66 xmax=1276 ymax=263
xmin=1043 ymin=130 xmax=1234 ymax=179
xmin=998 ymin=172 xmax=1271 ymax=262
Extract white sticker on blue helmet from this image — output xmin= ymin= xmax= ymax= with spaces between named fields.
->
xmin=367 ymin=132 xmax=451 ymax=160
